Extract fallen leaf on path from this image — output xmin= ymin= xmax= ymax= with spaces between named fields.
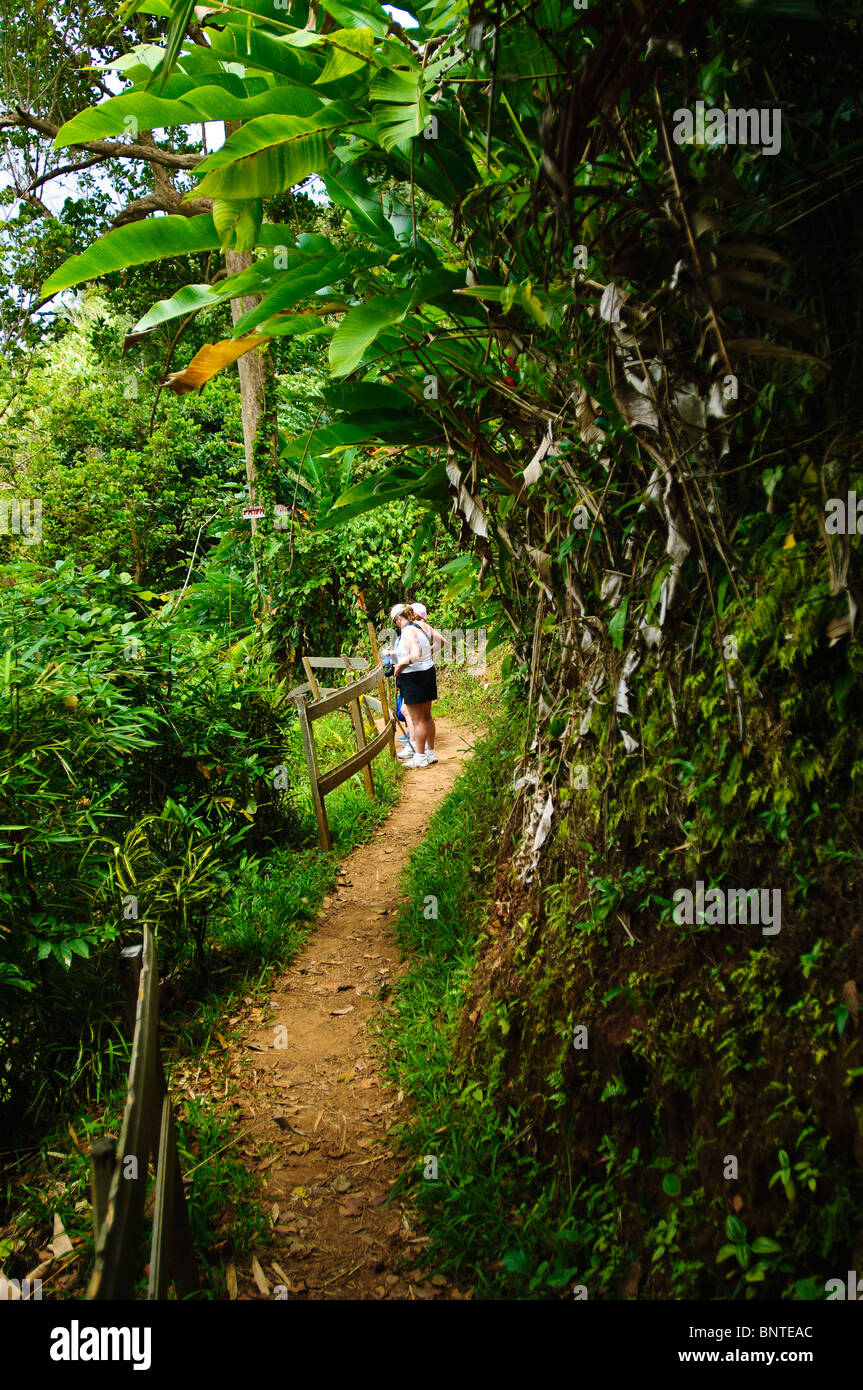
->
xmin=338 ymin=1196 xmax=364 ymax=1218
xmin=271 ymin=1261 xmax=290 ymax=1286
xmin=291 ymin=1186 xmax=308 ymax=1199
xmin=226 ymin=1263 xmax=238 ymax=1300
xmin=332 ymin=1174 xmax=351 ymax=1193
xmin=330 ymin=1007 xmax=354 ymax=1016
xmin=251 ymin=1256 xmax=270 ymax=1296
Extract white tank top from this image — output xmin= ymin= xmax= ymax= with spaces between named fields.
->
xmin=395 ymin=623 xmax=433 ymax=673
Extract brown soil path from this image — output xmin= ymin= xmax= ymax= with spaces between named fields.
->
xmin=224 ymin=721 xmax=476 ymax=1301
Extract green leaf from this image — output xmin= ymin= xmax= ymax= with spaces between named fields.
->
xmin=369 ymin=67 xmax=430 ymax=150
xmin=55 ymin=81 xmax=323 ymax=146
xmin=750 ymin=1237 xmax=783 ymax=1254
xmin=608 ymin=597 xmax=628 ymax=653
xmin=503 ymin=1248 xmax=529 ymax=1274
xmin=132 ymin=278 xmax=254 ymax=333
xmin=725 ymin=1215 xmax=747 ymax=1244
xmin=204 ymin=21 xmax=325 ymax=83
xmin=662 ymin=1174 xmax=681 ymax=1197
xmin=41 ymin=214 xmax=221 ymax=297
xmin=322 ymin=168 xmax=395 ymax=244
xmin=233 ymin=257 xmax=346 ymax=336
xmin=319 ymin=0 xmax=391 ymax=37
xmin=193 ymin=104 xmax=361 ymax=199
xmin=213 ymin=198 xmax=264 ymax=253
xmin=314 ymin=28 xmax=376 ymax=85
xmin=328 ymin=292 xmax=412 ymax=376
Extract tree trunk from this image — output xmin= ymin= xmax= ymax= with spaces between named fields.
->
xmin=225 ymin=248 xmax=267 ymax=504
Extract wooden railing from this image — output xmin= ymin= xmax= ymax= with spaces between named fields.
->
xmin=290 ymin=660 xmax=396 ymax=851
xmin=86 ymin=924 xmax=199 ymax=1300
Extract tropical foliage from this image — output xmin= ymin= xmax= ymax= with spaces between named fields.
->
xmin=1 ymin=0 xmax=862 ymax=1299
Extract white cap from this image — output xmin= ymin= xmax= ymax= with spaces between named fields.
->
xmin=390 ymin=603 xmax=406 ymax=621
xmin=411 ymin=602 xmax=427 ymax=618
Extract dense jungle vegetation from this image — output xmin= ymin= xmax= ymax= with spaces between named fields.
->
xmin=1 ymin=0 xmax=862 ymax=1303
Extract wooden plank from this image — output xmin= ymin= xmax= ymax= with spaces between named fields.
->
xmin=148 ymin=1096 xmax=174 ymax=1300
xmin=306 ymin=655 xmax=368 ymax=671
xmin=119 ymin=942 xmax=143 ymax=1039
xmin=318 ymin=721 xmax=393 ymax=797
xmin=89 ymin=1138 xmax=116 ymax=1241
xmin=88 ymin=925 xmax=161 ymax=1299
xmin=340 ymin=654 xmax=379 ymax=729
xmin=297 ymin=695 xmax=331 ymax=851
xmin=347 ymin=697 xmax=375 ymax=800
xmin=307 ymin=664 xmax=385 ymax=722
xmin=148 ymin=1095 xmax=199 ymax=1300
xmin=366 ymin=620 xmax=396 ymax=760
xmin=301 ymin=655 xmax=323 ymax=700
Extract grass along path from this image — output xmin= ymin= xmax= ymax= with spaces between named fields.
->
xmin=220 ymin=719 xmax=479 ymax=1301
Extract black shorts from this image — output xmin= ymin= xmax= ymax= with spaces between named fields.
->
xmin=398 ymin=667 xmax=437 ymax=705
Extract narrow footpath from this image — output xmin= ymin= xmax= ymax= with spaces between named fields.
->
xmin=222 ymin=721 xmax=476 ymax=1300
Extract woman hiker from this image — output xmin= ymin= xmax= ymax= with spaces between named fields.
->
xmin=410 ymin=601 xmax=445 ymax=659
xmin=390 ymin=602 xmax=438 ymax=768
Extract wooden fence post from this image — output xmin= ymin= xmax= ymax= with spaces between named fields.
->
xmin=301 ymin=655 xmax=323 ymax=700
xmin=367 ymin=620 xmax=396 ymax=759
xmin=296 ymin=694 xmax=332 ymax=851
xmin=148 ymin=1095 xmax=199 ymax=1299
xmin=89 ymin=1137 xmax=116 ymax=1241
xmin=347 ymin=695 xmax=375 ymax=800
xmin=119 ymin=942 xmax=143 ymax=1040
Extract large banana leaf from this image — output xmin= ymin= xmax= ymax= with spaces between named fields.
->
xmin=213 ymin=198 xmax=264 ymax=253
xmin=314 ymin=28 xmax=377 ymax=85
xmin=369 ymin=68 xmax=430 ymax=150
xmin=132 ymin=269 xmax=267 ymax=333
xmin=318 ymin=0 xmax=391 ymax=38
xmin=322 ymin=167 xmax=396 ymax=245
xmin=328 ymin=292 xmax=413 ymax=376
xmin=41 ymin=215 xmax=221 ymax=297
xmin=206 ymin=23 xmax=333 ymax=83
xmin=41 ymin=217 xmax=297 ymax=297
xmin=192 ymin=105 xmax=362 ymax=199
xmin=55 ymin=83 xmax=324 ymax=146
xmin=163 ymin=333 xmax=268 ymax=394
xmin=316 ymin=459 xmax=449 ymax=529
xmin=232 ymin=257 xmax=348 ymax=335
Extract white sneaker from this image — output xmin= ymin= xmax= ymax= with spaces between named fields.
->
xmin=424 ymin=750 xmax=439 ymax=764
xmin=407 ymin=753 xmax=430 ymax=768
xmin=397 ymin=744 xmax=414 ymax=759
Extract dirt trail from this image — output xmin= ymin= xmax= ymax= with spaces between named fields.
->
xmin=224 ymin=721 xmax=476 ymax=1300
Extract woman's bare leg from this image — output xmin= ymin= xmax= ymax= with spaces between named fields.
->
xmin=424 ymin=701 xmax=436 ymax=751
xmin=404 ymin=704 xmax=428 ymax=756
